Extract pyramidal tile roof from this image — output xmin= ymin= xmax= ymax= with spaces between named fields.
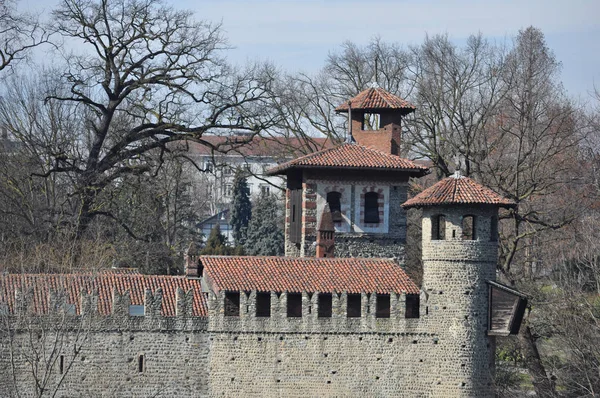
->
xmin=200 ymin=256 xmax=419 ymax=295
xmin=335 ymin=87 xmax=416 ymax=112
xmin=0 ymin=273 xmax=207 ymax=316
xmin=402 ymin=172 xmax=516 ymax=209
xmin=266 ymin=143 xmax=429 ymax=176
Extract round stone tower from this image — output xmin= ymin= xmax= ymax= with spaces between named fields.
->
xmin=403 ymin=172 xmax=516 ymax=397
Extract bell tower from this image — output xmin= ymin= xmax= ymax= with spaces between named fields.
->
xmin=335 ymin=85 xmax=416 ymax=155
xmin=403 ymin=172 xmax=517 ymax=397
xmin=266 ymin=87 xmax=427 ymax=259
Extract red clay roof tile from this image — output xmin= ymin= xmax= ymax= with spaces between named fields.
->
xmin=402 ymin=173 xmax=516 ymax=209
xmin=335 ymin=87 xmax=415 ymax=112
xmin=0 ymin=273 xmax=207 ymax=316
xmin=172 ymin=135 xmax=335 ymax=159
xmin=266 ymin=143 xmax=429 ymax=176
xmin=200 ymin=256 xmax=419 ymax=295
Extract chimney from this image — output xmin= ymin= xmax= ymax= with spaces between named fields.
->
xmin=184 ymin=241 xmax=200 ymax=277
xmin=316 ymin=204 xmax=335 ymax=258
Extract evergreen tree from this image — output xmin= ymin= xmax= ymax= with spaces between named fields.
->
xmin=200 ymin=224 xmax=229 ymax=255
xmin=230 ymin=169 xmax=252 ymax=245
xmin=244 ymin=193 xmax=284 ymax=256
xmin=200 ymin=224 xmax=245 ymax=255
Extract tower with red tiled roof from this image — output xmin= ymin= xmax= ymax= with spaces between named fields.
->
xmin=402 ymin=172 xmax=517 ymax=396
xmin=267 ymin=87 xmax=427 ymax=259
xmin=335 ymin=85 xmax=415 ymax=155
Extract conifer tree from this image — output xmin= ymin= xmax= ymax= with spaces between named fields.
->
xmin=230 ymin=169 xmax=252 ymax=245
xmin=244 ymin=192 xmax=284 ymax=256
xmin=200 ymin=224 xmax=229 ymax=255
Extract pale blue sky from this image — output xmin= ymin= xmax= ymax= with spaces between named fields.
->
xmin=20 ymin=0 xmax=600 ymax=99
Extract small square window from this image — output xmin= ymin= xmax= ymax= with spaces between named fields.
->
xmin=260 ymin=184 xmax=270 ymax=196
xmin=62 ymin=303 xmax=76 ymax=315
xmin=129 ymin=305 xmax=144 ymax=316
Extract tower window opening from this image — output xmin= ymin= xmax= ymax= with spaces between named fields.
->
xmin=347 ymin=294 xmax=362 ymax=318
xmin=224 ymin=292 xmax=240 ymax=317
xmin=287 ymin=293 xmax=302 ymax=317
xmin=462 ymin=215 xmax=476 ymax=240
xmin=256 ymin=292 xmax=271 ymax=317
xmin=376 ymin=294 xmax=390 ymax=318
xmin=490 ymin=216 xmax=498 ymax=242
xmin=405 ymin=295 xmax=420 ymax=319
xmin=364 ymin=192 xmax=380 ymax=224
xmin=432 ymin=215 xmax=446 ymax=240
xmin=326 ymin=191 xmax=343 ymax=222
xmin=59 ymin=355 xmax=64 ymax=374
xmin=362 ymin=113 xmax=380 ymax=130
xmin=289 ymin=188 xmax=302 ymax=243
xmin=318 ymin=293 xmax=333 ymax=318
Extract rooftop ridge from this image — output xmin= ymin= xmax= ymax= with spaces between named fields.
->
xmin=266 ymin=142 xmax=429 ymax=176
xmin=402 ymin=175 xmax=516 ymax=209
xmin=335 ymin=87 xmax=416 ymax=112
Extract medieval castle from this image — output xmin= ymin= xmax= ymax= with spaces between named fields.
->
xmin=0 ymin=87 xmax=527 ymax=397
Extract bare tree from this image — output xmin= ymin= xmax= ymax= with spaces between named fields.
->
xmin=42 ymin=0 xmax=278 ymax=236
xmin=404 ymin=33 xmax=508 ymax=178
xmin=0 ymin=0 xmax=50 ymax=73
xmin=0 ymin=287 xmax=93 ymax=398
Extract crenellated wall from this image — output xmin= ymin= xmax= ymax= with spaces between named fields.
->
xmin=206 ymin=290 xmax=443 ymax=397
xmin=0 ymin=288 xmax=209 ymax=398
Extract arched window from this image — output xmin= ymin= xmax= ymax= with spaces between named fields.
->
xmin=490 ymin=216 xmax=498 ymax=242
xmin=326 ymin=191 xmax=342 ymax=222
xmin=462 ymin=215 xmax=476 ymax=240
xmin=432 ymin=215 xmax=446 ymax=240
xmin=364 ymin=192 xmax=380 ymax=223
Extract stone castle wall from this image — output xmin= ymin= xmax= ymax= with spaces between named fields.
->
xmin=206 ymin=290 xmax=441 ymax=397
xmin=0 ymin=289 xmax=210 ymax=398
xmin=1 ymin=202 xmax=502 ymax=397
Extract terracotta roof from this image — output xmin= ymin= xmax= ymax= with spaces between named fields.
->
xmin=200 ymin=256 xmax=420 ymax=295
xmin=402 ymin=173 xmax=516 ymax=209
xmin=98 ymin=268 xmax=141 ymax=275
xmin=266 ymin=143 xmax=429 ymax=176
xmin=0 ymin=273 xmax=207 ymax=316
xmin=171 ymin=135 xmax=335 ymax=160
xmin=335 ymin=87 xmax=416 ymax=112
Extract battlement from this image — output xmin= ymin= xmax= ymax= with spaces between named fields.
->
xmin=2 ymin=287 xmax=207 ymax=332
xmin=207 ymin=290 xmax=425 ymax=334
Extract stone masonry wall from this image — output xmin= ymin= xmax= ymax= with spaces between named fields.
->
xmin=421 ymin=205 xmax=499 ymax=397
xmin=0 ymin=320 xmax=209 ymax=398
xmin=0 ymin=289 xmax=210 ymax=398
xmin=206 ymin=290 xmax=441 ymax=397
xmin=285 ymin=176 xmax=409 ymax=259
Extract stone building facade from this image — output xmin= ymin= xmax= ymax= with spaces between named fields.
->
xmin=0 ymin=88 xmax=527 ymax=397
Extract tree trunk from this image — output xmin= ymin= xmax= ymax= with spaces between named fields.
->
xmin=518 ymin=323 xmax=556 ymax=397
